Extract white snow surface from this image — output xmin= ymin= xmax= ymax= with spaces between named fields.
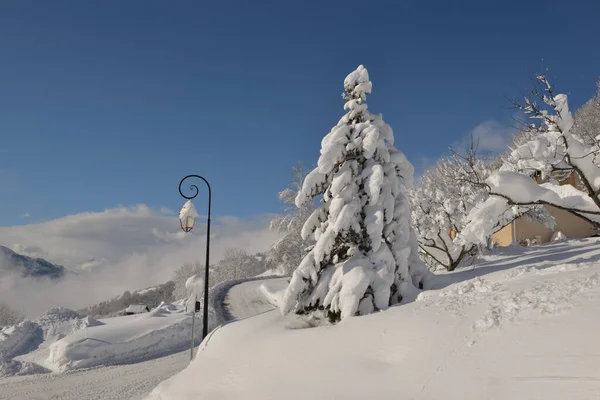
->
xmin=149 ymin=238 xmax=600 ymax=400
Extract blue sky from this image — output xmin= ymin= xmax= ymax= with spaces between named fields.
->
xmin=1 ymin=0 xmax=599 ymax=226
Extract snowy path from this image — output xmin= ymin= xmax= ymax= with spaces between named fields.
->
xmin=0 ymin=349 xmax=189 ymax=400
xmin=223 ymin=278 xmax=288 ymax=320
xmin=0 ymin=276 xmax=287 ymax=400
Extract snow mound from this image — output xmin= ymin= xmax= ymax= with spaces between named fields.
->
xmin=0 ymin=307 xmax=102 ymax=377
xmin=0 ymin=358 xmax=50 ymax=377
xmin=46 ymin=303 xmax=199 ymax=372
xmin=0 ymin=320 xmax=42 ymax=360
xmin=37 ymin=307 xmax=103 ymax=340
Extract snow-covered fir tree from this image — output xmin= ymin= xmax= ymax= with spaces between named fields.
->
xmin=281 ymin=65 xmax=430 ymax=322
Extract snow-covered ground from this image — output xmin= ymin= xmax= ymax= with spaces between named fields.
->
xmin=149 ymin=238 xmax=600 ymax=400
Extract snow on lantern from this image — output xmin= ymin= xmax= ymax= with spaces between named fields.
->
xmin=179 ymin=200 xmax=199 ymax=232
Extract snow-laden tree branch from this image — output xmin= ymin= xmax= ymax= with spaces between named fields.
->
xmin=409 ymin=151 xmax=495 ymax=271
xmin=281 ymin=65 xmax=430 ymax=323
xmin=458 ymin=74 xmax=600 ymax=245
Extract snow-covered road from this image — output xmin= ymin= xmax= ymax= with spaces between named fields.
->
xmin=0 ymin=277 xmax=288 ymax=400
xmin=0 ymin=350 xmax=189 ymax=400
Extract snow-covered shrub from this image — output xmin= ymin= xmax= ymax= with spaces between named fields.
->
xmin=281 ymin=65 xmax=429 ymax=322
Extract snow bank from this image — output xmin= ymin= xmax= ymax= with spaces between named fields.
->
xmin=46 ymin=303 xmax=200 ymax=372
xmin=0 ymin=358 xmax=50 ymax=377
xmin=149 ymin=238 xmax=600 ymax=400
xmin=0 ymin=320 xmax=41 ymax=360
xmin=37 ymin=307 xmax=103 ymax=341
xmin=0 ymin=307 xmax=102 ymax=377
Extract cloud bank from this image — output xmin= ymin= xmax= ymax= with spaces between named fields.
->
xmin=454 ymin=120 xmax=515 ymax=155
xmin=0 ymin=205 xmax=280 ymax=317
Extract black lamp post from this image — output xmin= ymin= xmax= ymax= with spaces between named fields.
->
xmin=178 ymin=175 xmax=211 ymax=342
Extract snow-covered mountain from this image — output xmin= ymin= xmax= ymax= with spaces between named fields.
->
xmin=0 ymin=246 xmax=65 ymax=279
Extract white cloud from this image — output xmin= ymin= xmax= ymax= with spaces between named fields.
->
xmin=454 ymin=120 xmax=515 ymax=155
xmin=159 ymin=207 xmax=175 ymax=215
xmin=21 ymin=212 xmax=31 ymax=218
xmin=0 ymin=205 xmax=280 ymax=317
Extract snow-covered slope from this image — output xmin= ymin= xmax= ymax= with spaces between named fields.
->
xmin=149 ymin=238 xmax=600 ymax=400
xmin=0 ymin=245 xmax=65 ymax=279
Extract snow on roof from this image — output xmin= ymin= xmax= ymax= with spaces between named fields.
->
xmin=125 ymin=305 xmax=149 ymax=313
